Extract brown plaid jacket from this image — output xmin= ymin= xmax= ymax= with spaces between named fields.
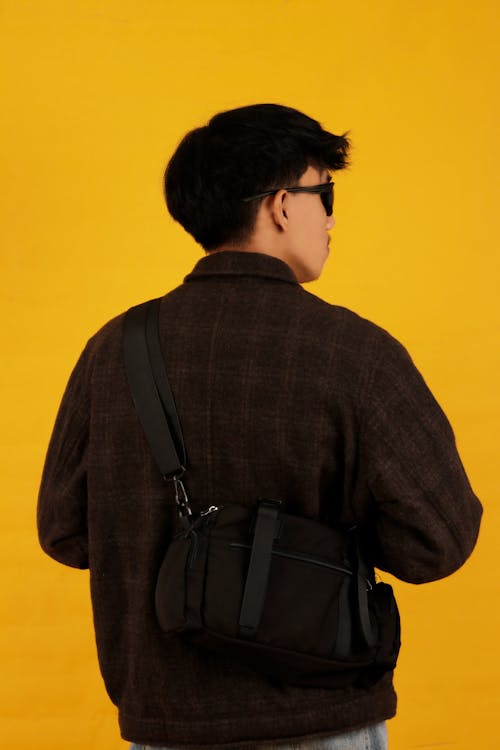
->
xmin=37 ymin=250 xmax=483 ymax=748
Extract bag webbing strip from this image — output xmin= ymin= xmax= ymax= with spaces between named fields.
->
xmin=238 ymin=502 xmax=281 ymax=637
xmin=123 ymin=299 xmax=184 ymax=477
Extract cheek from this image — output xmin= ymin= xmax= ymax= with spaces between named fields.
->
xmin=289 ymin=209 xmax=309 ymax=242
xmin=298 ymin=221 xmax=314 ymax=249
xmin=290 ymin=205 xmax=325 ymax=247
xmin=313 ymin=213 xmax=327 ymax=243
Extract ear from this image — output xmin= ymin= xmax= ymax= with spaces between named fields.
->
xmin=270 ymin=189 xmax=288 ymax=230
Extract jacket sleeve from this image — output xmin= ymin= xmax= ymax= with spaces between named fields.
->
xmin=37 ymin=342 xmax=92 ymax=569
xmin=359 ymin=332 xmax=483 ymax=584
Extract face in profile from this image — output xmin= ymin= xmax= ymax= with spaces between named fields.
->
xmin=280 ymin=166 xmax=335 ymax=283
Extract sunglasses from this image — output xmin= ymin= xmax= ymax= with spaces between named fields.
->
xmin=242 ymin=181 xmax=335 ymax=216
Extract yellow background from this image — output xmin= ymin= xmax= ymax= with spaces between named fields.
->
xmin=1 ymin=1 xmax=498 ymax=748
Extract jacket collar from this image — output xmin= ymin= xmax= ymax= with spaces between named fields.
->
xmin=183 ymin=250 xmax=300 ymax=286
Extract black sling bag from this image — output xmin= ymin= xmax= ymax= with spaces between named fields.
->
xmin=123 ymin=297 xmax=401 ymax=689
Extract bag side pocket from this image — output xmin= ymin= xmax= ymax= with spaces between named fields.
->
xmin=371 ymin=581 xmax=401 ymax=669
xmin=155 ymin=535 xmax=192 ymax=633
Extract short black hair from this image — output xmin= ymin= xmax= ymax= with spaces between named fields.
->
xmin=164 ymin=103 xmax=351 ymax=252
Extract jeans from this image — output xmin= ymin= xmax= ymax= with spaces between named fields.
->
xmin=130 ymin=720 xmax=388 ymax=750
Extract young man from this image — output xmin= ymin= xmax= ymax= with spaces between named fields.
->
xmin=37 ymin=104 xmax=483 ymax=750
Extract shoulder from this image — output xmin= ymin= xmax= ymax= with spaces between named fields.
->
xmin=82 ymin=286 xmax=410 ymax=381
xmin=296 ymin=287 xmax=406 ymax=357
xmin=85 ymin=309 xmax=126 ymax=361
xmin=83 ymin=288 xmax=183 ymax=360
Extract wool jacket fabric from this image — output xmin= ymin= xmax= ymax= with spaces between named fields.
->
xmin=37 ymin=250 xmax=483 ymax=749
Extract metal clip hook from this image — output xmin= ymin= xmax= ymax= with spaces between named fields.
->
xmin=172 ymin=475 xmax=193 ymax=519
xmin=162 ymin=465 xmax=186 ymax=482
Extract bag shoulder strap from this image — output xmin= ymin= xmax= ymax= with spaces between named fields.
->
xmin=123 ymin=297 xmax=186 ymax=478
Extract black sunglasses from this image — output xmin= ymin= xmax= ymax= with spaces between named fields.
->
xmin=242 ymin=181 xmax=335 ymax=216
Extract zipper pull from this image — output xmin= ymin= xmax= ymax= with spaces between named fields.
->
xmin=180 ymin=505 xmax=223 ymax=538
xmin=200 ymin=505 xmax=220 ymax=517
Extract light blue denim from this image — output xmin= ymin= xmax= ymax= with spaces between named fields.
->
xmin=130 ymin=720 xmax=388 ymax=750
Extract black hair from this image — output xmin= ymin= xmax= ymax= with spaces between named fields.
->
xmin=164 ymin=103 xmax=351 ymax=252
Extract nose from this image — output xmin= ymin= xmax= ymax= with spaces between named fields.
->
xmin=326 ymin=213 xmax=335 ymax=230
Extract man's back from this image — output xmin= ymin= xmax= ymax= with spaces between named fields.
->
xmin=37 ymin=250 xmax=482 ymax=748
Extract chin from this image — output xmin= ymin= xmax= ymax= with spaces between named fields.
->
xmin=300 ymin=269 xmax=321 ymax=283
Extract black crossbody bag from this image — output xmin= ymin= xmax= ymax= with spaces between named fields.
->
xmin=123 ymin=297 xmax=401 ymax=689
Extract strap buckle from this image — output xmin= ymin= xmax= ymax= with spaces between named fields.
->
xmin=162 ymin=465 xmax=186 ymax=482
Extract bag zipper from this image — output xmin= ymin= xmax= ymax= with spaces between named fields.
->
xmin=228 ymin=542 xmax=353 ymax=577
xmin=186 ymin=505 xmax=222 ymax=567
